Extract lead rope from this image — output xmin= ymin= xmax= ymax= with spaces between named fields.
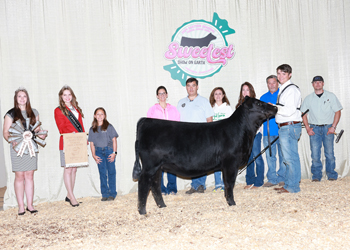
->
xmin=267 ymin=118 xmax=272 ymax=157
xmin=238 ymin=109 xmax=309 ymax=175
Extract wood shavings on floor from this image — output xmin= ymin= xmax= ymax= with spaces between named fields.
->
xmin=1 ymin=177 xmax=349 ymax=249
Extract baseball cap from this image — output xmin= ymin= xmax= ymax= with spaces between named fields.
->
xmin=312 ymin=76 xmax=324 ymax=82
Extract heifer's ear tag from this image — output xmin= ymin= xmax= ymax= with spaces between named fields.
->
xmin=182 ymin=103 xmax=186 ymax=107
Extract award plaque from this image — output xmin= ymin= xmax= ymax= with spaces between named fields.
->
xmin=63 ymin=132 xmax=89 ymax=168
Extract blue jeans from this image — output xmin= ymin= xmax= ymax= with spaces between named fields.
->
xmin=309 ymin=124 xmax=337 ymax=181
xmin=95 ymin=147 xmax=117 ymax=198
xmin=246 ymin=132 xmax=265 ymax=187
xmin=263 ymin=135 xmax=285 ymax=184
xmin=278 ymin=123 xmax=302 ymax=193
xmin=161 ymin=172 xmax=177 ymax=194
xmin=214 ymin=171 xmax=224 ymax=188
xmin=191 ymin=175 xmax=207 ymax=190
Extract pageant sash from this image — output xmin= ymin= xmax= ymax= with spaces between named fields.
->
xmin=66 ymin=107 xmax=84 ymax=132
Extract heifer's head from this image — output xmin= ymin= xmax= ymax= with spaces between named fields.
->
xmin=240 ymin=96 xmax=278 ymax=128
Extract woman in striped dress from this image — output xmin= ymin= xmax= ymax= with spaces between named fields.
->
xmin=3 ymin=88 xmax=46 ymax=215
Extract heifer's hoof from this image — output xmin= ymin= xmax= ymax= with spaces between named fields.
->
xmin=228 ymin=200 xmax=236 ymax=206
xmin=157 ymin=204 xmax=167 ymax=208
xmin=138 ymin=208 xmax=147 ymax=215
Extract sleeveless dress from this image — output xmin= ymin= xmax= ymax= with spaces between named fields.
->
xmin=6 ymin=109 xmax=39 ymax=172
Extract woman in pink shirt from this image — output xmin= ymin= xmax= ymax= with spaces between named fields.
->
xmin=147 ymin=86 xmax=180 ymax=195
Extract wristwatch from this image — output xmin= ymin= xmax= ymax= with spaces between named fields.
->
xmin=114 ymin=152 xmax=117 ymax=155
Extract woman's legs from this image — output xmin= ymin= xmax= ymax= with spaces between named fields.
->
xmin=24 ymin=170 xmax=35 ymax=210
xmin=64 ymin=167 xmax=78 ymax=205
xmin=14 ymin=171 xmax=25 ymax=213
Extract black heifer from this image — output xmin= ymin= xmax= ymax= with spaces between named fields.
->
xmin=132 ymin=97 xmax=277 ymax=215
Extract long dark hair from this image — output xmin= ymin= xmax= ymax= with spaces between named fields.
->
xmin=209 ymin=87 xmax=230 ymax=107
xmin=58 ymin=85 xmax=84 ymax=117
xmin=91 ymin=107 xmax=110 ymax=132
xmin=235 ymin=82 xmax=256 ymax=109
xmin=13 ymin=88 xmax=36 ymax=125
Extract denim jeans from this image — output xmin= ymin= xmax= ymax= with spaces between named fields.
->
xmin=191 ymin=175 xmax=207 ymax=190
xmin=246 ymin=132 xmax=265 ymax=187
xmin=309 ymin=124 xmax=337 ymax=181
xmin=263 ymin=135 xmax=285 ymax=184
xmin=161 ymin=172 xmax=177 ymax=194
xmin=214 ymin=171 xmax=224 ymax=188
xmin=95 ymin=147 xmax=117 ymax=198
xmin=278 ymin=123 xmax=302 ymax=193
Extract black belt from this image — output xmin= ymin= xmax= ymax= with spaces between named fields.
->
xmin=278 ymin=121 xmax=300 ymax=128
xmin=310 ymin=124 xmax=330 ymax=127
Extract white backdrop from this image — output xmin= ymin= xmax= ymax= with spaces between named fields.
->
xmin=0 ymin=0 xmax=349 ymax=209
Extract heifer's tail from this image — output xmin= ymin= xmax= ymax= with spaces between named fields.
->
xmin=132 ymin=140 xmax=142 ymax=181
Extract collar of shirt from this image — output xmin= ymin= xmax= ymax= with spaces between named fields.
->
xmin=279 ymin=79 xmax=292 ymax=92
xmin=187 ymin=94 xmax=200 ymax=102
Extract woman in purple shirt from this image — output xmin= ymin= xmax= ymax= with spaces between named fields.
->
xmin=147 ymin=86 xmax=180 ymax=195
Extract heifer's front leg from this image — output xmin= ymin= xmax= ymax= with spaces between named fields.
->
xmin=138 ymin=172 xmax=152 ymax=215
xmin=150 ymin=168 xmax=166 ymax=209
xmin=222 ymin=163 xmax=239 ymax=206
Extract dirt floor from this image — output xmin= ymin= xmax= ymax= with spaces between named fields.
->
xmin=1 ymin=177 xmax=349 ymax=249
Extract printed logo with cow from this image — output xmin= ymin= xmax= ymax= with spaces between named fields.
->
xmin=164 ymin=13 xmax=235 ymax=86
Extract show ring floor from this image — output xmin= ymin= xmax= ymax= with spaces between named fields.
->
xmin=1 ymin=177 xmax=349 ymax=249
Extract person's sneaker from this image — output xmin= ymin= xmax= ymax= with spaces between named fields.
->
xmin=328 ymin=178 xmax=336 ymax=181
xmin=101 ymin=197 xmax=108 ymax=201
xmin=197 ymin=185 xmax=205 ymax=193
xmin=108 ymin=196 xmax=115 ymax=201
xmin=185 ymin=187 xmax=197 ymax=194
xmin=262 ymin=182 xmax=276 ymax=187
xmin=312 ymin=179 xmax=320 ymax=182
xmin=278 ymin=181 xmax=285 ymax=186
xmin=212 ymin=187 xmax=224 ymax=192
xmin=169 ymin=192 xmax=176 ymax=195
xmin=162 ymin=192 xmax=167 ymax=196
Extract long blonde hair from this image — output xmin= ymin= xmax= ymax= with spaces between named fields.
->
xmin=58 ymin=85 xmax=84 ymax=117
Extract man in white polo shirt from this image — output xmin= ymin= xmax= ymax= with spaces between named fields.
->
xmin=177 ymin=77 xmax=214 ymax=194
xmin=300 ymin=76 xmax=342 ymax=182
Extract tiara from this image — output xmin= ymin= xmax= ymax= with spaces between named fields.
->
xmin=15 ymin=86 xmax=27 ymax=92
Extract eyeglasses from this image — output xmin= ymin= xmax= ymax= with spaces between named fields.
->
xmin=158 ymin=92 xmax=167 ymax=96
